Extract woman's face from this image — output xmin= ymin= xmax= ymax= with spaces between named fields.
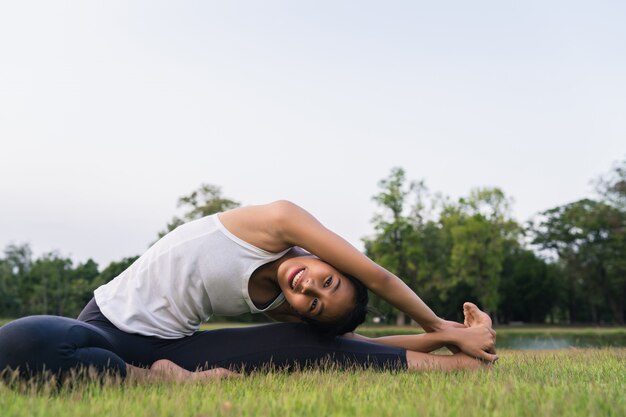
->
xmin=277 ymin=256 xmax=357 ymax=322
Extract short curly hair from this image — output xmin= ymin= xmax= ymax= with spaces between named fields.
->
xmin=301 ymin=274 xmax=369 ymax=337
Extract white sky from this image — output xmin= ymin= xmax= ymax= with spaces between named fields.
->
xmin=1 ymin=1 xmax=625 ymax=267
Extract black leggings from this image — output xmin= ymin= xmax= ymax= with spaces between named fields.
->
xmin=0 ymin=299 xmax=406 ymax=379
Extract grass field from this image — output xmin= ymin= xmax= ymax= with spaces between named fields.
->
xmin=1 ymin=321 xmax=625 ymax=416
xmin=1 ymin=348 xmax=624 ymax=417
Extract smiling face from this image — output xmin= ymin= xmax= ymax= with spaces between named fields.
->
xmin=276 ymin=256 xmax=357 ymax=322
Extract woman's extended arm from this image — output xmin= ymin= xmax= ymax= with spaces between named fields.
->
xmin=344 ymin=332 xmax=450 ymax=353
xmin=273 ymin=200 xmax=450 ymax=332
xmin=344 ymin=326 xmax=497 ymax=361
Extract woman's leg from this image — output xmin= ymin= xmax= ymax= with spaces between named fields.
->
xmin=0 ymin=315 xmax=231 ymax=383
xmin=77 ymin=299 xmax=482 ymax=377
xmin=151 ymin=322 xmax=407 ymax=372
xmin=0 ymin=316 xmax=127 ymax=379
xmin=76 ymin=299 xmax=236 ymax=382
xmin=78 ymin=298 xmax=407 ymax=372
xmin=156 ymin=323 xmax=486 ymax=374
xmin=77 ymin=298 xmax=170 ymax=368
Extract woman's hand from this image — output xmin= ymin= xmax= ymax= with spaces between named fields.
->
xmin=429 ymin=318 xmax=466 ymax=332
xmin=426 ymin=318 xmax=466 ymax=357
xmin=445 ymin=326 xmax=498 ymax=362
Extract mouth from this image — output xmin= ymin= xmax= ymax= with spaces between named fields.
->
xmin=288 ymin=268 xmax=306 ymax=290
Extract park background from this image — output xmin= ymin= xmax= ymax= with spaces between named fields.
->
xmin=1 ymin=162 xmax=625 ymax=327
xmin=1 ymin=2 xmax=625 ymax=417
xmin=0 ymin=1 xmax=625 ymax=327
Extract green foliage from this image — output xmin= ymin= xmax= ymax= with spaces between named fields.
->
xmin=532 ymin=197 xmax=626 ymax=324
xmin=0 ymin=245 xmax=138 ymax=318
xmin=499 ymin=247 xmax=560 ymax=323
xmin=443 ymin=188 xmax=521 ymax=318
xmin=364 ymin=167 xmax=426 ymax=323
xmin=0 ymin=243 xmax=32 ymax=317
xmin=365 ymin=168 xmax=530 ymax=324
xmin=26 ymin=253 xmax=74 ymax=315
xmin=529 ymin=158 xmax=626 ymax=324
xmin=365 ymin=160 xmax=626 ymax=325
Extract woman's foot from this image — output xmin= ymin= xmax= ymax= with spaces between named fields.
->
xmin=406 ymin=350 xmax=491 ymax=372
xmin=463 ymin=302 xmax=492 ymax=328
xmin=452 ymin=351 xmax=493 ymax=371
xmin=149 ymin=359 xmax=237 ymax=382
xmin=463 ymin=302 xmax=497 ymax=356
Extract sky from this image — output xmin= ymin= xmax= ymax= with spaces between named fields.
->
xmin=1 ymin=1 xmax=625 ymax=267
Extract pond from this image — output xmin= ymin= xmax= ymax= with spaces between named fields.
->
xmin=496 ymin=333 xmax=626 ymax=350
xmin=357 ymin=327 xmax=626 ymax=350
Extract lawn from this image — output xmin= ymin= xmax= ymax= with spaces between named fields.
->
xmin=1 ymin=348 xmax=624 ymax=417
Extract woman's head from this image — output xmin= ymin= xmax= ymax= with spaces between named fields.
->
xmin=301 ymin=274 xmax=369 ymax=337
xmin=277 ymin=256 xmax=368 ymax=336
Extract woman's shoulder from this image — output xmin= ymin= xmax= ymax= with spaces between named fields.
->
xmin=217 ymin=201 xmax=297 ymax=253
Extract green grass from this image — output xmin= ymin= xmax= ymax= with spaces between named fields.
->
xmin=1 ymin=348 xmax=625 ymax=417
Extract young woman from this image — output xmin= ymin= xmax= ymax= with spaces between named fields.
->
xmin=0 ymin=302 xmax=496 ymax=382
xmin=90 ymin=200 xmax=372 ymax=339
xmin=0 ymin=201 xmax=497 ymax=381
xmin=93 ymin=200 xmax=478 ymax=333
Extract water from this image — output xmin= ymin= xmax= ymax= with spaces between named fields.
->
xmin=496 ymin=334 xmax=626 ymax=350
xmin=360 ymin=327 xmax=626 ymax=350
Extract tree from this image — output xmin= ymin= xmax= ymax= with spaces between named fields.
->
xmin=69 ymin=259 xmax=100 ymax=316
xmin=0 ymin=259 xmax=21 ymax=316
xmin=2 ymin=243 xmax=33 ymax=316
xmin=595 ymin=157 xmax=626 ymax=323
xmin=499 ymin=246 xmax=559 ymax=323
xmin=530 ymin=158 xmax=626 ymax=324
xmin=441 ymin=188 xmax=521 ymax=322
xmin=532 ymin=198 xmax=626 ymax=324
xmin=364 ymin=167 xmax=425 ymax=324
xmin=158 ymin=184 xmax=240 ymax=238
xmin=25 ymin=252 xmax=74 ymax=316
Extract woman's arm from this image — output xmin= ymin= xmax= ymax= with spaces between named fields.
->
xmin=344 ymin=331 xmax=451 ymax=353
xmin=344 ymin=327 xmax=498 ymax=361
xmin=273 ymin=200 xmax=449 ymax=332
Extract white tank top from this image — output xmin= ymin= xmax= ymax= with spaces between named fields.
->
xmin=94 ymin=214 xmax=290 ymax=339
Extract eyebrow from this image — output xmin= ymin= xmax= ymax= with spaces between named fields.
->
xmin=317 ymin=277 xmax=341 ymax=317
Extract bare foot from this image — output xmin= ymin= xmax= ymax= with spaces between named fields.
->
xmin=463 ymin=302 xmax=492 ymax=328
xmin=463 ymin=302 xmax=497 ymax=356
xmin=406 ymin=351 xmax=491 ymax=372
xmin=453 ymin=352 xmax=493 ymax=371
xmin=150 ymin=359 xmax=237 ymax=382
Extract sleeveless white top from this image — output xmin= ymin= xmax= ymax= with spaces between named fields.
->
xmin=94 ymin=214 xmax=290 ymax=338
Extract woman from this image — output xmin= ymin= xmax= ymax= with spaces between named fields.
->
xmin=0 ymin=201 xmax=497 ymax=380
xmin=91 ymin=200 xmax=371 ymax=338
xmin=0 ymin=302 xmax=496 ymax=382
xmin=94 ymin=200 xmax=481 ymax=333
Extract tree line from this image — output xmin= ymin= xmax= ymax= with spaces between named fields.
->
xmin=1 ymin=162 xmax=624 ymax=324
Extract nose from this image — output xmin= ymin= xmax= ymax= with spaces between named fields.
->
xmin=300 ymin=278 xmax=317 ymax=295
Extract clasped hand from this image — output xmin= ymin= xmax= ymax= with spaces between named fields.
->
xmin=445 ymin=326 xmax=498 ymax=362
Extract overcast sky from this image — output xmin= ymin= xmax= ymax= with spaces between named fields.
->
xmin=1 ymin=1 xmax=624 ymax=267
